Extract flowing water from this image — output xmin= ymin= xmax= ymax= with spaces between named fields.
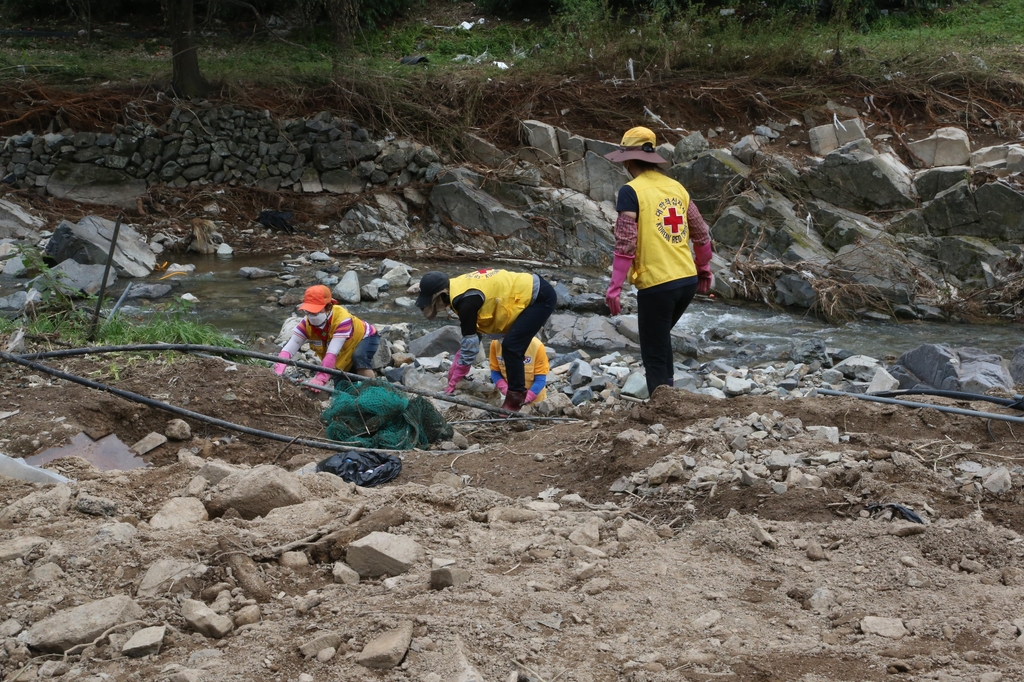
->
xmin=82 ymin=253 xmax=1024 ymax=360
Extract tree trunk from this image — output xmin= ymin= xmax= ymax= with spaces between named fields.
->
xmin=327 ymin=0 xmax=360 ymax=46
xmin=164 ymin=0 xmax=209 ymax=98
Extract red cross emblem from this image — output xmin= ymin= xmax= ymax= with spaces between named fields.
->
xmin=662 ymin=207 xmax=685 ymax=234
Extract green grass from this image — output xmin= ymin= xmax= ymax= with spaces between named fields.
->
xmin=0 ymin=301 xmax=243 ymax=349
xmin=2 ymin=0 xmax=1022 ymax=88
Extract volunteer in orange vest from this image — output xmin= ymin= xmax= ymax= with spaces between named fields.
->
xmin=489 ymin=337 xmax=549 ymax=405
xmin=273 ymin=285 xmax=380 ymax=390
xmin=415 ymin=268 xmax=556 ymax=413
xmin=604 ymin=126 xmax=714 ymax=396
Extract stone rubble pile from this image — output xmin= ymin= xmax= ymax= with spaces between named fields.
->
xmin=613 ymin=412 xmax=1022 ymax=499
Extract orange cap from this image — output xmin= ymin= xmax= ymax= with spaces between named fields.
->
xmin=297 ymin=285 xmax=335 ymax=313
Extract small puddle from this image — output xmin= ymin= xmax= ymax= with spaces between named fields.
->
xmin=26 ymin=432 xmax=149 ymax=471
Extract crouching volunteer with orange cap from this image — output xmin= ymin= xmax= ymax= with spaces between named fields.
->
xmin=415 ymin=269 xmax=556 ymax=414
xmin=489 ymin=337 xmax=548 ymax=406
xmin=273 ymin=284 xmax=380 ymax=390
xmin=604 ymin=126 xmax=714 ymax=396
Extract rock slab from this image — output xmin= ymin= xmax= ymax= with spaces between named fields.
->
xmin=346 ymin=531 xmax=425 ymax=577
xmin=356 ymin=621 xmax=414 ymax=669
xmin=181 ymin=599 xmax=234 ymax=638
xmin=149 ymin=497 xmax=209 ymax=530
xmin=122 ymin=625 xmax=166 ymax=657
xmin=25 ymin=595 xmax=144 ymax=653
xmin=860 ymin=616 xmax=908 ymax=639
xmin=207 ymin=464 xmax=305 ymax=519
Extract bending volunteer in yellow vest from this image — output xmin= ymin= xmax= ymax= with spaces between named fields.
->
xmin=273 ymin=285 xmax=381 ymax=391
xmin=415 ymin=268 xmax=556 ymax=414
xmin=489 ymin=337 xmax=549 ymax=405
xmin=603 ymin=126 xmax=715 ymax=396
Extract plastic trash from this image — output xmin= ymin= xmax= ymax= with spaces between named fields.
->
xmin=316 ymin=451 xmax=402 ymax=487
xmin=0 ymin=453 xmax=73 ymax=484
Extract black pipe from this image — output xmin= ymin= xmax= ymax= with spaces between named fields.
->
xmin=16 ymin=343 xmax=535 ymax=419
xmin=0 ymin=350 xmax=421 ymax=454
xmin=874 ymin=388 xmax=1024 ymax=411
xmin=817 ymin=388 xmax=1024 ymax=425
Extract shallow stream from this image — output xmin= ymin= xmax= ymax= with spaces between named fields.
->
xmin=2 ymin=252 xmax=1018 ymax=359
xmin=122 ymin=254 xmax=1021 ymax=361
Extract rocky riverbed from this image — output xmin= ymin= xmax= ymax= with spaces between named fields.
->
xmin=2 ymin=98 xmax=1023 ymax=323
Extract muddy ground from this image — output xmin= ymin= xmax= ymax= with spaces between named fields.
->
xmin=2 ymin=352 xmax=1024 ymax=682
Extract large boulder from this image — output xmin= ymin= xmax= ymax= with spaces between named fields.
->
xmin=521 ymin=120 xmax=560 ymax=165
xmin=25 ymin=596 xmax=144 ymax=653
xmin=775 ymin=273 xmax=818 ymax=309
xmin=46 ymin=259 xmax=117 ymax=296
xmin=578 ymin=316 xmax=636 ymax=351
xmin=807 ymin=200 xmax=881 ymax=251
xmin=895 ymin=344 xmax=1013 ymax=393
xmin=921 ymin=181 xmax=981 ymax=236
xmin=974 ymin=180 xmax=1024 ymax=242
xmin=1011 ymin=344 xmax=1024 ymax=387
xmin=45 ymin=216 xmax=156 ymax=277
xmin=538 ymin=188 xmax=616 ymax=263
xmin=907 ymin=127 xmax=971 ymax=167
xmin=831 ymin=240 xmax=917 ymax=304
xmin=905 ymin=235 xmax=1005 ymax=282
xmin=320 ymin=169 xmax=364 ymax=194
xmin=803 ymin=139 xmax=916 ymax=212
xmin=312 ymin=139 xmax=379 ymax=171
xmin=669 ymin=149 xmax=750 ymax=215
xmin=429 ymin=172 xmax=531 ymax=237
xmin=46 ymin=162 xmax=147 ymax=208
xmin=206 ymin=465 xmax=306 ymax=519
xmin=584 ymin=151 xmax=630 ymax=203
xmin=333 ymin=271 xmax=361 ymax=304
xmin=409 ymin=325 xmax=462 ymax=358
xmin=914 ymin=166 xmax=971 ymax=203
xmin=0 ymin=198 xmax=44 ymax=241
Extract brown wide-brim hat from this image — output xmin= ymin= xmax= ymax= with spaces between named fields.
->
xmin=603 ymin=126 xmax=669 ymax=165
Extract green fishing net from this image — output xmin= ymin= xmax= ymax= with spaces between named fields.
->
xmin=321 ymin=380 xmax=453 ymax=450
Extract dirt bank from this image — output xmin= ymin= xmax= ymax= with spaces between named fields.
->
xmin=2 ymin=349 xmax=1024 ymax=681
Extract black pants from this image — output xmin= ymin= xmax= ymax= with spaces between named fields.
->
xmin=502 ymin=278 xmax=556 ymax=393
xmin=637 ymin=281 xmax=698 ymax=395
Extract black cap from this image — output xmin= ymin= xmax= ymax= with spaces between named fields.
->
xmin=415 ymin=271 xmax=450 ymax=310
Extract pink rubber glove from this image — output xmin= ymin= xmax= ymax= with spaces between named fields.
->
xmin=307 ymin=373 xmax=331 ymax=393
xmin=495 ymin=379 xmax=508 ymax=395
xmin=605 ymin=253 xmax=633 ymax=316
xmin=525 ymin=390 xmax=538 ymax=404
xmin=693 ymin=241 xmax=714 ymax=295
xmin=274 ymin=350 xmax=291 ymax=376
xmin=322 ymin=353 xmax=338 ymax=373
xmin=446 ymin=352 xmax=471 ymax=394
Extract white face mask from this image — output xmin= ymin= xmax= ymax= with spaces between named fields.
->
xmin=306 ymin=311 xmax=328 ymax=327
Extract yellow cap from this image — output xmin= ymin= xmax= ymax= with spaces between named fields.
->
xmin=620 ymin=126 xmax=657 ymax=148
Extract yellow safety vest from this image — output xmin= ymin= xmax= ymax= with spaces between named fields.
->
xmin=627 ymin=170 xmax=698 ymax=289
xmin=489 ymin=337 xmax=549 ymax=402
xmin=449 ymin=269 xmax=534 ymax=335
xmin=304 ymin=304 xmax=366 ymax=372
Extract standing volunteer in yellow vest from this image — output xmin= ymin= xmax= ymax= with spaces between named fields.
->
xmin=489 ymin=337 xmax=549 ymax=405
xmin=415 ymin=268 xmax=556 ymax=413
xmin=273 ymin=285 xmax=381 ymax=391
xmin=604 ymin=126 xmax=714 ymax=396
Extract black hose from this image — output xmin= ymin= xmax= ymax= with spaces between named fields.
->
xmin=0 ymin=350 xmax=423 ymax=455
xmin=16 ymin=343 xmax=543 ymax=420
xmin=874 ymin=388 xmax=1024 ymax=411
xmin=817 ymin=388 xmax=1024 ymax=425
